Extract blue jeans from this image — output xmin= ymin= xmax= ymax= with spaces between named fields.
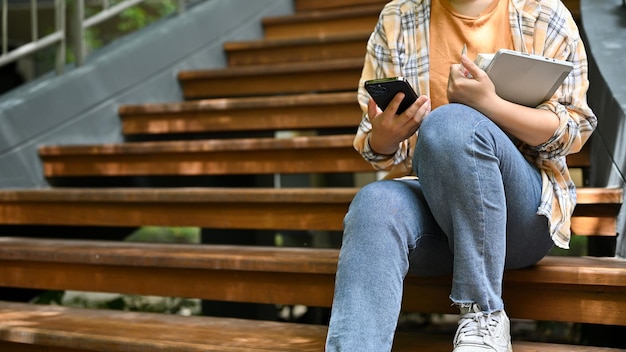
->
xmin=325 ymin=104 xmax=554 ymax=351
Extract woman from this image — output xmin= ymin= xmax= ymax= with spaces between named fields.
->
xmin=325 ymin=0 xmax=596 ymax=351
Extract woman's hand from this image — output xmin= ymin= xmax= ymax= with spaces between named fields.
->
xmin=447 ymin=54 xmax=498 ymax=111
xmin=368 ymin=93 xmax=431 ymax=155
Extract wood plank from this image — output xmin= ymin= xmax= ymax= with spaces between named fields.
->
xmin=224 ymin=32 xmax=369 ymax=66
xmin=118 ymin=93 xmax=361 ymax=135
xmin=38 ymin=135 xmax=373 ymax=177
xmin=38 ymin=136 xmax=597 ymax=178
xmin=0 ymin=302 xmax=621 ymax=352
xmin=295 ymin=0 xmax=387 ymax=12
xmin=177 ymin=58 xmax=363 ymax=99
xmin=0 ymin=187 xmax=620 ymax=236
xmin=0 ymin=301 xmax=326 ymax=352
xmin=262 ymin=5 xmax=382 ymax=40
xmin=1 ymin=238 xmax=624 ymax=287
xmin=567 ymin=141 xmax=591 ymax=168
xmin=563 ymin=0 xmax=581 ymax=21
xmin=0 ymin=188 xmax=355 ymax=230
xmin=0 ymin=238 xmax=624 ymax=325
xmin=39 ymin=139 xmax=596 ymax=177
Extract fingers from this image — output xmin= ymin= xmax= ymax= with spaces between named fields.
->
xmin=461 ymin=55 xmax=484 ymax=79
xmin=386 ymin=92 xmax=406 ymax=115
xmin=401 ymin=95 xmax=430 ymax=125
xmin=368 ymin=98 xmax=380 ymax=119
xmin=368 ymin=91 xmax=405 ymax=118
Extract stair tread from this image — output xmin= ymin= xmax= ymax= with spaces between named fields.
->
xmin=262 ymin=4 xmax=383 ymax=26
xmin=38 ymin=134 xmax=374 ymax=177
xmin=0 ymin=301 xmax=620 ymax=352
xmin=0 ymin=237 xmax=625 ymax=285
xmin=0 ymin=187 xmax=359 ymax=203
xmin=177 ymin=57 xmax=363 ymax=80
xmin=118 ymin=92 xmax=358 ymax=114
xmin=223 ymin=32 xmax=369 ymax=65
xmin=223 ymin=32 xmax=370 ymax=51
xmin=35 ymin=137 xmax=603 ymax=179
xmin=117 ymin=93 xmax=361 ymax=135
xmin=295 ymin=0 xmax=388 ymax=12
xmin=39 ymin=134 xmax=358 ymax=155
xmin=177 ymin=58 xmax=363 ymax=99
xmin=0 ymin=237 xmax=624 ymax=325
xmin=0 ymin=187 xmax=620 ymax=205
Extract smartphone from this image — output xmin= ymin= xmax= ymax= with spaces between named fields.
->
xmin=364 ymin=77 xmax=418 ymax=114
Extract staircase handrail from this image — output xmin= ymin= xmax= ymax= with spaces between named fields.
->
xmin=0 ymin=0 xmax=187 ymax=75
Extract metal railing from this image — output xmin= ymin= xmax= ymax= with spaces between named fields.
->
xmin=1 ymin=0 xmax=187 ymax=75
xmin=1 ymin=0 xmax=66 ymax=74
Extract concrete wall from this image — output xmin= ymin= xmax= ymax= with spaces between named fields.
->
xmin=0 ymin=0 xmax=293 ymax=188
xmin=581 ymin=0 xmax=626 ymax=257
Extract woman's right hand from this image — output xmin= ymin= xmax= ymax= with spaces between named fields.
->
xmin=368 ymin=93 xmax=431 ymax=155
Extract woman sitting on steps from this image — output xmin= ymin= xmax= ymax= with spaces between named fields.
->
xmin=324 ymin=0 xmax=596 ymax=351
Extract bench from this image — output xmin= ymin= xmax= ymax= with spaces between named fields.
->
xmin=0 ymin=0 xmax=622 ymax=351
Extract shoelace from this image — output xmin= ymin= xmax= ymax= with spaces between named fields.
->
xmin=455 ymin=311 xmax=501 ymax=341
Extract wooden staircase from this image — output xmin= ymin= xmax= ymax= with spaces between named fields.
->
xmin=0 ymin=0 xmax=623 ymax=351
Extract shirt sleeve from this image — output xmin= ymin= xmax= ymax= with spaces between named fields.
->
xmin=353 ymin=8 xmax=414 ymax=172
xmin=530 ymin=5 xmax=597 ymax=160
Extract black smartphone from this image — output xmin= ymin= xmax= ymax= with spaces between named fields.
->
xmin=364 ymin=77 xmax=418 ymax=114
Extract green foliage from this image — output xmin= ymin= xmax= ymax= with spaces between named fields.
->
xmin=548 ymin=235 xmax=587 ymax=256
xmin=31 ymin=290 xmax=65 ymax=305
xmin=84 ymin=0 xmax=178 ymax=52
xmin=61 ymin=293 xmax=201 ymax=315
xmin=31 ymin=226 xmax=200 ymax=314
xmin=125 ymin=226 xmax=200 ymax=243
xmin=117 ymin=1 xmax=177 ymax=31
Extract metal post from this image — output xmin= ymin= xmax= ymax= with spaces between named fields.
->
xmin=73 ymin=0 xmax=85 ymax=66
xmin=31 ymin=0 xmax=38 ymax=42
xmin=2 ymin=0 xmax=7 ymax=55
xmin=55 ymin=0 xmax=66 ymax=74
xmin=177 ymin=0 xmax=186 ymax=14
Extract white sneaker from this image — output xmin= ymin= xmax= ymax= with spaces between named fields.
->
xmin=453 ymin=304 xmax=512 ymax=352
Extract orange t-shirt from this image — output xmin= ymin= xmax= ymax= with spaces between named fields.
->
xmin=429 ymin=0 xmax=514 ymax=109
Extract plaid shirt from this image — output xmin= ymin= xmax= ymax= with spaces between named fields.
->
xmin=355 ymin=0 xmax=597 ymax=248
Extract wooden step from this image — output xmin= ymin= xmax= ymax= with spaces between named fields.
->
xmin=38 ymin=135 xmax=373 ymax=177
xmin=295 ymin=0 xmax=388 ymax=12
xmin=0 ymin=187 xmax=356 ymax=230
xmin=262 ymin=5 xmax=382 ymax=40
xmin=224 ymin=32 xmax=369 ymax=66
xmin=291 ymin=0 xmax=580 ymax=21
xmin=38 ymin=136 xmax=592 ymax=179
xmin=0 ymin=237 xmax=625 ymax=326
xmin=118 ymin=92 xmax=361 ymax=136
xmin=0 ymin=187 xmax=621 ymax=236
xmin=177 ymin=58 xmax=363 ymax=100
xmin=0 ymin=301 xmax=621 ymax=352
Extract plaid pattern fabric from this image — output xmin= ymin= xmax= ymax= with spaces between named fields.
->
xmin=354 ymin=0 xmax=597 ymax=248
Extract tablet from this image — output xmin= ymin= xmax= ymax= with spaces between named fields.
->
xmin=479 ymin=49 xmax=573 ymax=107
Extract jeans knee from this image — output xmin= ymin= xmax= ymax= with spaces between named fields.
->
xmin=347 ymin=181 xmax=408 ymax=220
xmin=419 ymin=104 xmax=478 ymax=147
